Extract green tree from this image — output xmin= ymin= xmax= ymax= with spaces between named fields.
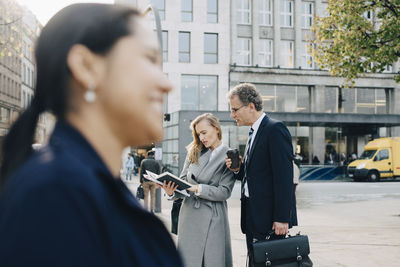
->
xmin=311 ymin=0 xmax=400 ymax=86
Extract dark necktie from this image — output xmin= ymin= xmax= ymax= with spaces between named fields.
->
xmin=242 ymin=127 xmax=254 ymax=195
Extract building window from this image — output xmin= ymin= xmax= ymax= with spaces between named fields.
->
xmin=181 ymin=0 xmax=193 ymax=22
xmin=341 ymin=87 xmax=387 ymax=114
xmin=301 ymin=42 xmax=314 ymax=69
xmin=237 ymin=0 xmax=251 ymax=24
xmin=151 ymin=0 xmax=165 ymax=20
xmin=207 ymin=0 xmax=218 ymax=23
xmin=258 ymin=84 xmax=310 ymax=112
xmin=237 ymin=38 xmax=251 ymax=66
xmin=181 ymin=75 xmax=218 ymax=110
xmin=179 ymin=32 xmax=190 ymax=63
xmin=204 ymin=33 xmax=218 ymax=64
xmin=258 ymin=39 xmax=273 ymax=67
xmin=259 ymin=0 xmax=272 ymax=26
xmin=279 ymin=40 xmax=294 ymax=68
xmin=301 ymin=1 xmax=313 ymax=29
xmin=162 ymin=31 xmax=168 ymax=62
xmin=280 ymin=0 xmax=293 ymax=27
xmin=0 ymin=107 xmax=10 ymax=123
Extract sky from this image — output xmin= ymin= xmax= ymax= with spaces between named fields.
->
xmin=16 ymin=0 xmax=114 ymax=25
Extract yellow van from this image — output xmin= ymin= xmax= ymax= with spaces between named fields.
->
xmin=347 ymin=137 xmax=400 ymax=182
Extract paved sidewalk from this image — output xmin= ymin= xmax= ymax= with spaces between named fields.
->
xmin=124 ymin=179 xmax=400 ymax=267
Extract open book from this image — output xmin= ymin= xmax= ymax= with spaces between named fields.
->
xmin=144 ymin=170 xmax=192 ymax=197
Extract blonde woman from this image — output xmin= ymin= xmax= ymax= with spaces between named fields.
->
xmin=163 ymin=113 xmax=235 ymax=267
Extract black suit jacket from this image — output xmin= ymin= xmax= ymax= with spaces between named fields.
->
xmin=140 ymin=157 xmax=161 ymax=183
xmin=237 ymin=115 xmax=297 ymax=237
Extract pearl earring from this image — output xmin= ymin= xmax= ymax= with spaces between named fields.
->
xmin=84 ymin=83 xmax=96 ymax=103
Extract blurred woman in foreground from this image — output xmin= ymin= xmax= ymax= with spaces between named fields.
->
xmin=0 ymin=3 xmax=182 ymax=267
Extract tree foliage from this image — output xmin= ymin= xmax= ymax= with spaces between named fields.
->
xmin=311 ymin=0 xmax=400 ymax=86
xmin=0 ymin=0 xmax=38 ymax=61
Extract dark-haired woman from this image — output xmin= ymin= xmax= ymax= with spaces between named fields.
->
xmin=0 ymin=4 xmax=182 ymax=267
xmin=163 ymin=113 xmax=235 ymax=267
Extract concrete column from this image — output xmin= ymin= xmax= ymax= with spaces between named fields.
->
xmin=273 ymin=0 xmax=281 ymax=67
xmin=253 ymin=0 xmax=260 ymax=65
xmin=312 ymin=127 xmax=325 ymax=164
xmin=294 ymin=0 xmax=302 ymax=68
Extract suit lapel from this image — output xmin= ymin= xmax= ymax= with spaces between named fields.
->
xmin=247 ymin=115 xmax=269 ymax=164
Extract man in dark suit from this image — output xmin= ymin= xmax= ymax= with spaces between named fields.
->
xmin=226 ymin=83 xmax=297 ymax=266
xmin=140 ymin=151 xmax=160 ymax=212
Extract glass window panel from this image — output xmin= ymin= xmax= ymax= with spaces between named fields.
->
xmin=279 ymin=41 xmax=294 ymax=68
xmin=237 ymin=38 xmax=251 ymax=65
xmin=297 ymin=86 xmax=309 ymax=112
xmin=199 ymin=76 xmax=218 ymax=110
xmin=237 ymin=0 xmax=251 ymax=24
xmin=258 ymin=39 xmax=273 ymax=67
xmin=325 ymin=87 xmax=338 ymax=113
xmin=356 ymin=88 xmax=375 ymax=114
xmin=207 ymin=0 xmax=218 ymax=23
xmin=342 ymin=88 xmax=355 ymax=113
xmin=280 ymin=0 xmax=293 ymax=27
xmin=301 ymin=2 xmax=313 ymax=29
xmin=276 ymin=85 xmax=296 ymax=112
xmin=259 ymin=0 xmax=272 ymax=26
xmin=376 ymin=89 xmax=386 ymax=114
xmin=181 ymin=0 xmax=192 ymax=22
xmin=179 ymin=32 xmax=190 ymax=62
xmin=204 ymin=33 xmax=218 ymax=64
xmin=207 ymin=14 xmax=218 ymax=23
xmin=182 ymin=0 xmax=192 ymax=11
xmin=204 ymin=34 xmax=217 ymax=53
xmin=258 ymin=84 xmax=275 ymax=111
xmin=204 ymin=54 xmax=217 ymax=64
xmin=181 ymin=75 xmax=198 ymax=110
xmin=301 ymin=42 xmax=314 ymax=69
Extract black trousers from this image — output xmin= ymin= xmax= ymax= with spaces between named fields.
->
xmin=242 ymin=197 xmax=284 ymax=267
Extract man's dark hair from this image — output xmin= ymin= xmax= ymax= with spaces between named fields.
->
xmin=227 ymin=83 xmax=263 ymax=111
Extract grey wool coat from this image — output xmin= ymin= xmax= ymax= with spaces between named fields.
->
xmin=176 ymin=145 xmax=235 ymax=267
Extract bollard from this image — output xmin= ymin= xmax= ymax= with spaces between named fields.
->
xmin=155 ymin=187 xmax=162 ymax=213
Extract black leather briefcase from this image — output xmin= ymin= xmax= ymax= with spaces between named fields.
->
xmin=252 ymin=231 xmax=312 ymax=267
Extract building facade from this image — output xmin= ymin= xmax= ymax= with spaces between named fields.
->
xmin=115 ymin=0 xmax=400 ymax=175
xmin=0 ymin=0 xmax=23 ymax=155
xmin=0 ymin=0 xmax=50 ymax=158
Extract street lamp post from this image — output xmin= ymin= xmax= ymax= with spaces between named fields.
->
xmin=144 ymin=5 xmax=163 ymax=213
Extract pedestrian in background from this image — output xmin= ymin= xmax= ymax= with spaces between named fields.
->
xmin=140 ymin=151 xmax=160 ymax=212
xmin=163 ymin=113 xmax=235 ymax=267
xmin=226 ymin=83 xmax=297 ymax=267
xmin=133 ymin=153 xmax=139 ymax=175
xmin=125 ymin=153 xmax=135 ymax=181
xmin=0 ymin=3 xmax=182 ymax=266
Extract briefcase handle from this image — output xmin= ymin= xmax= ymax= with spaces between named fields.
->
xmin=265 ymin=230 xmax=280 ymax=240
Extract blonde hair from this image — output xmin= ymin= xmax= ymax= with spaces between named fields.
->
xmin=187 ymin=113 xmax=222 ymax=164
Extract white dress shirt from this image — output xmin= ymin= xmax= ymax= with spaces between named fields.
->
xmin=244 ymin=113 xmax=266 ymax=197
